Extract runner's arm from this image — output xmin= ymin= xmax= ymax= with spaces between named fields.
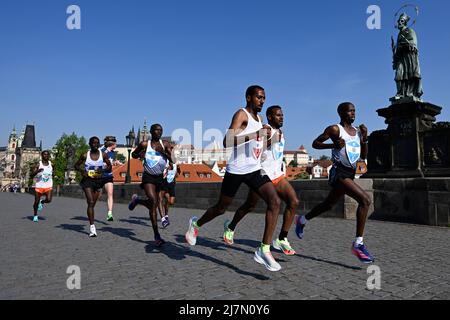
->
xmin=359 ymin=124 xmax=369 ymax=160
xmin=223 ymin=110 xmax=260 ymax=148
xmin=132 ymin=141 xmax=147 ymax=160
xmin=74 ymin=153 xmax=88 ymax=178
xmin=312 ymin=125 xmax=344 ymax=150
xmin=103 ymin=152 xmax=112 ymax=172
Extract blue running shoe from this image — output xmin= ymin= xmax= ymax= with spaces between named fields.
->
xmin=38 ymin=200 xmax=43 ymax=212
xmin=33 ymin=215 xmax=38 ymax=222
xmin=352 ymin=242 xmax=375 ymax=264
xmin=128 ymin=194 xmax=139 ymax=211
xmin=295 ymin=215 xmax=306 ymax=239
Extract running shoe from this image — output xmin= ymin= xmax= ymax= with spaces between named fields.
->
xmin=33 ymin=215 xmax=39 ymax=222
xmin=128 ymin=194 xmax=139 ymax=211
xmin=162 ymin=216 xmax=170 ymax=229
xmin=351 ymin=242 xmax=375 ymax=264
xmin=223 ymin=220 xmax=234 ymax=245
xmin=295 ymin=215 xmax=306 ymax=239
xmin=254 ymin=247 xmax=282 ymax=272
xmin=273 ymin=238 xmax=296 ymax=256
xmin=185 ymin=216 xmax=199 ymax=246
xmin=155 ymin=234 xmax=166 ymax=247
xmin=89 ymin=225 xmax=97 ymax=238
xmin=106 ymin=212 xmax=114 ymax=222
xmin=37 ymin=200 xmax=43 ymax=212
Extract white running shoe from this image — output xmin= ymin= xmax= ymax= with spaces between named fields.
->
xmin=89 ymin=225 xmax=97 ymax=238
xmin=254 ymin=247 xmax=282 ymax=272
xmin=185 ymin=216 xmax=199 ymax=246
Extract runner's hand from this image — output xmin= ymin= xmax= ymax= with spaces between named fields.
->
xmin=333 ymin=139 xmax=345 ymax=149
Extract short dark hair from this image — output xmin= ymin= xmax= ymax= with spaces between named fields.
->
xmin=337 ymin=102 xmax=354 ymax=115
xmin=151 ymin=124 xmax=162 ymax=132
xmin=104 ymin=136 xmax=117 ymax=143
xmin=246 ymin=85 xmax=265 ymax=99
xmin=41 ymin=150 xmax=50 ymax=156
xmin=89 ymin=136 xmax=100 ymax=145
xmin=266 ymin=105 xmax=282 ymax=118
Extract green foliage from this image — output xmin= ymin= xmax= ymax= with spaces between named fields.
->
xmin=289 ymin=160 xmax=298 ymax=167
xmin=319 ymin=155 xmax=331 ymax=161
xmin=116 ymin=152 xmax=126 ymax=163
xmin=52 ymin=133 xmax=89 ymax=185
xmin=295 ymin=172 xmax=310 ymax=180
xmin=25 ymin=159 xmax=40 ymax=187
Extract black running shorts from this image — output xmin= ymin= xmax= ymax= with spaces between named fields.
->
xmin=80 ymin=177 xmax=106 ymax=192
xmin=141 ymin=172 xmax=165 ymax=192
xmin=328 ymin=164 xmax=356 ymax=188
xmin=161 ymin=181 xmax=176 ymax=197
xmin=221 ymin=170 xmax=271 ymax=198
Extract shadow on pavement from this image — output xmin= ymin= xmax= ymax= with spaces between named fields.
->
xmin=146 ymin=239 xmax=270 ymax=281
xmin=22 ymin=216 xmax=47 ymax=221
xmin=119 ymin=218 xmax=150 ymax=227
xmin=100 ymin=226 xmax=148 ymax=244
xmin=71 ymin=216 xmax=108 ymax=225
xmin=295 ymin=253 xmax=363 ymax=271
xmin=56 ymin=224 xmax=88 ymax=235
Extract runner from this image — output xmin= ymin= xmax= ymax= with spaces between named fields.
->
xmin=223 ymin=106 xmax=300 ymax=256
xmin=74 ymin=137 xmax=112 ymax=237
xmin=128 ymin=124 xmax=174 ymax=247
xmin=184 ymin=85 xmax=283 ymax=272
xmin=295 ymin=102 xmax=374 ymax=264
xmin=158 ymin=144 xmax=180 ymax=229
xmin=100 ymin=136 xmax=122 ymax=222
xmin=30 ymin=150 xmax=54 ymax=222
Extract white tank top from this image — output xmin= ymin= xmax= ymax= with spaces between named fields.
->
xmin=332 ymin=124 xmax=361 ymax=169
xmin=85 ymin=151 xmax=104 ymax=179
xmin=35 ymin=161 xmax=53 ymax=189
xmin=144 ymin=140 xmax=168 ymax=175
xmin=261 ymin=125 xmax=286 ymax=181
xmin=226 ymin=108 xmax=264 ymax=175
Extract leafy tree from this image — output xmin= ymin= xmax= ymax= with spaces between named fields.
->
xmin=116 ymin=152 xmax=126 ymax=163
xmin=52 ymin=133 xmax=89 ymax=185
xmin=319 ymin=155 xmax=331 ymax=161
xmin=24 ymin=159 xmax=40 ymax=187
xmin=294 ymin=172 xmax=310 ymax=180
xmin=289 ymin=160 xmax=298 ymax=167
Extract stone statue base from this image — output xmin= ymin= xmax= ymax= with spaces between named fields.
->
xmin=365 ymin=101 xmax=450 ymax=178
xmin=389 ymin=95 xmax=423 ymax=105
xmin=64 ymin=170 xmax=78 ymax=185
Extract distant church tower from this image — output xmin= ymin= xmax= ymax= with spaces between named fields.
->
xmin=4 ymin=126 xmax=18 ymax=176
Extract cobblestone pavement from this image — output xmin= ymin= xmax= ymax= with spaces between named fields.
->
xmin=0 ymin=193 xmax=449 ymax=300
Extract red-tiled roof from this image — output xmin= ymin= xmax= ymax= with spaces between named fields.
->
xmin=177 ymin=163 xmax=223 ymax=183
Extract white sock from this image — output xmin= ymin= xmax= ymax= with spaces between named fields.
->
xmin=355 ymin=237 xmax=364 ymax=246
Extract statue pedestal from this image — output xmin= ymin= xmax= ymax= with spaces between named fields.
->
xmin=365 ymin=101 xmax=450 ymax=178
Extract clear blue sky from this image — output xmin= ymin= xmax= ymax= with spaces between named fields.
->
xmin=1 ymin=0 xmax=449 ymax=158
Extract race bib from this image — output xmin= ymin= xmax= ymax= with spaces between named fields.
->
xmin=346 ymin=140 xmax=361 ymax=165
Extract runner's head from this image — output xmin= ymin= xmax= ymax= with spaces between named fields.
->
xmin=104 ymin=136 xmax=117 ymax=150
xmin=150 ymin=124 xmax=163 ymax=141
xmin=337 ymin=102 xmax=356 ymax=124
xmin=89 ymin=136 xmax=101 ymax=151
xmin=266 ymin=105 xmax=284 ymax=129
xmin=41 ymin=150 xmax=50 ymax=161
xmin=245 ymin=85 xmax=265 ymax=113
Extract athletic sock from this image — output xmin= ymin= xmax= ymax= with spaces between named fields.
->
xmin=279 ymin=231 xmax=288 ymax=241
xmin=261 ymin=243 xmax=270 ymax=253
xmin=193 ymin=221 xmax=200 ymax=229
xmin=355 ymin=237 xmax=364 ymax=246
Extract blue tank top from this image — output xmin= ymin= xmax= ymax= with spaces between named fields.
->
xmin=144 ymin=140 xmax=168 ymax=176
xmin=100 ymin=146 xmax=115 ymax=178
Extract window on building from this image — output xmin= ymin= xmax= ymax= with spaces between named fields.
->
xmin=121 ymin=173 xmax=126 ymax=178
xmin=11 ymin=155 xmax=15 ymax=161
xmin=12 ymin=143 xmax=15 ymax=149
xmin=207 ymin=174 xmax=211 ymax=178
xmin=184 ymin=172 xmax=190 ymax=178
xmin=198 ymin=173 xmax=204 ymax=178
xmin=137 ymin=172 xmax=143 ymax=177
